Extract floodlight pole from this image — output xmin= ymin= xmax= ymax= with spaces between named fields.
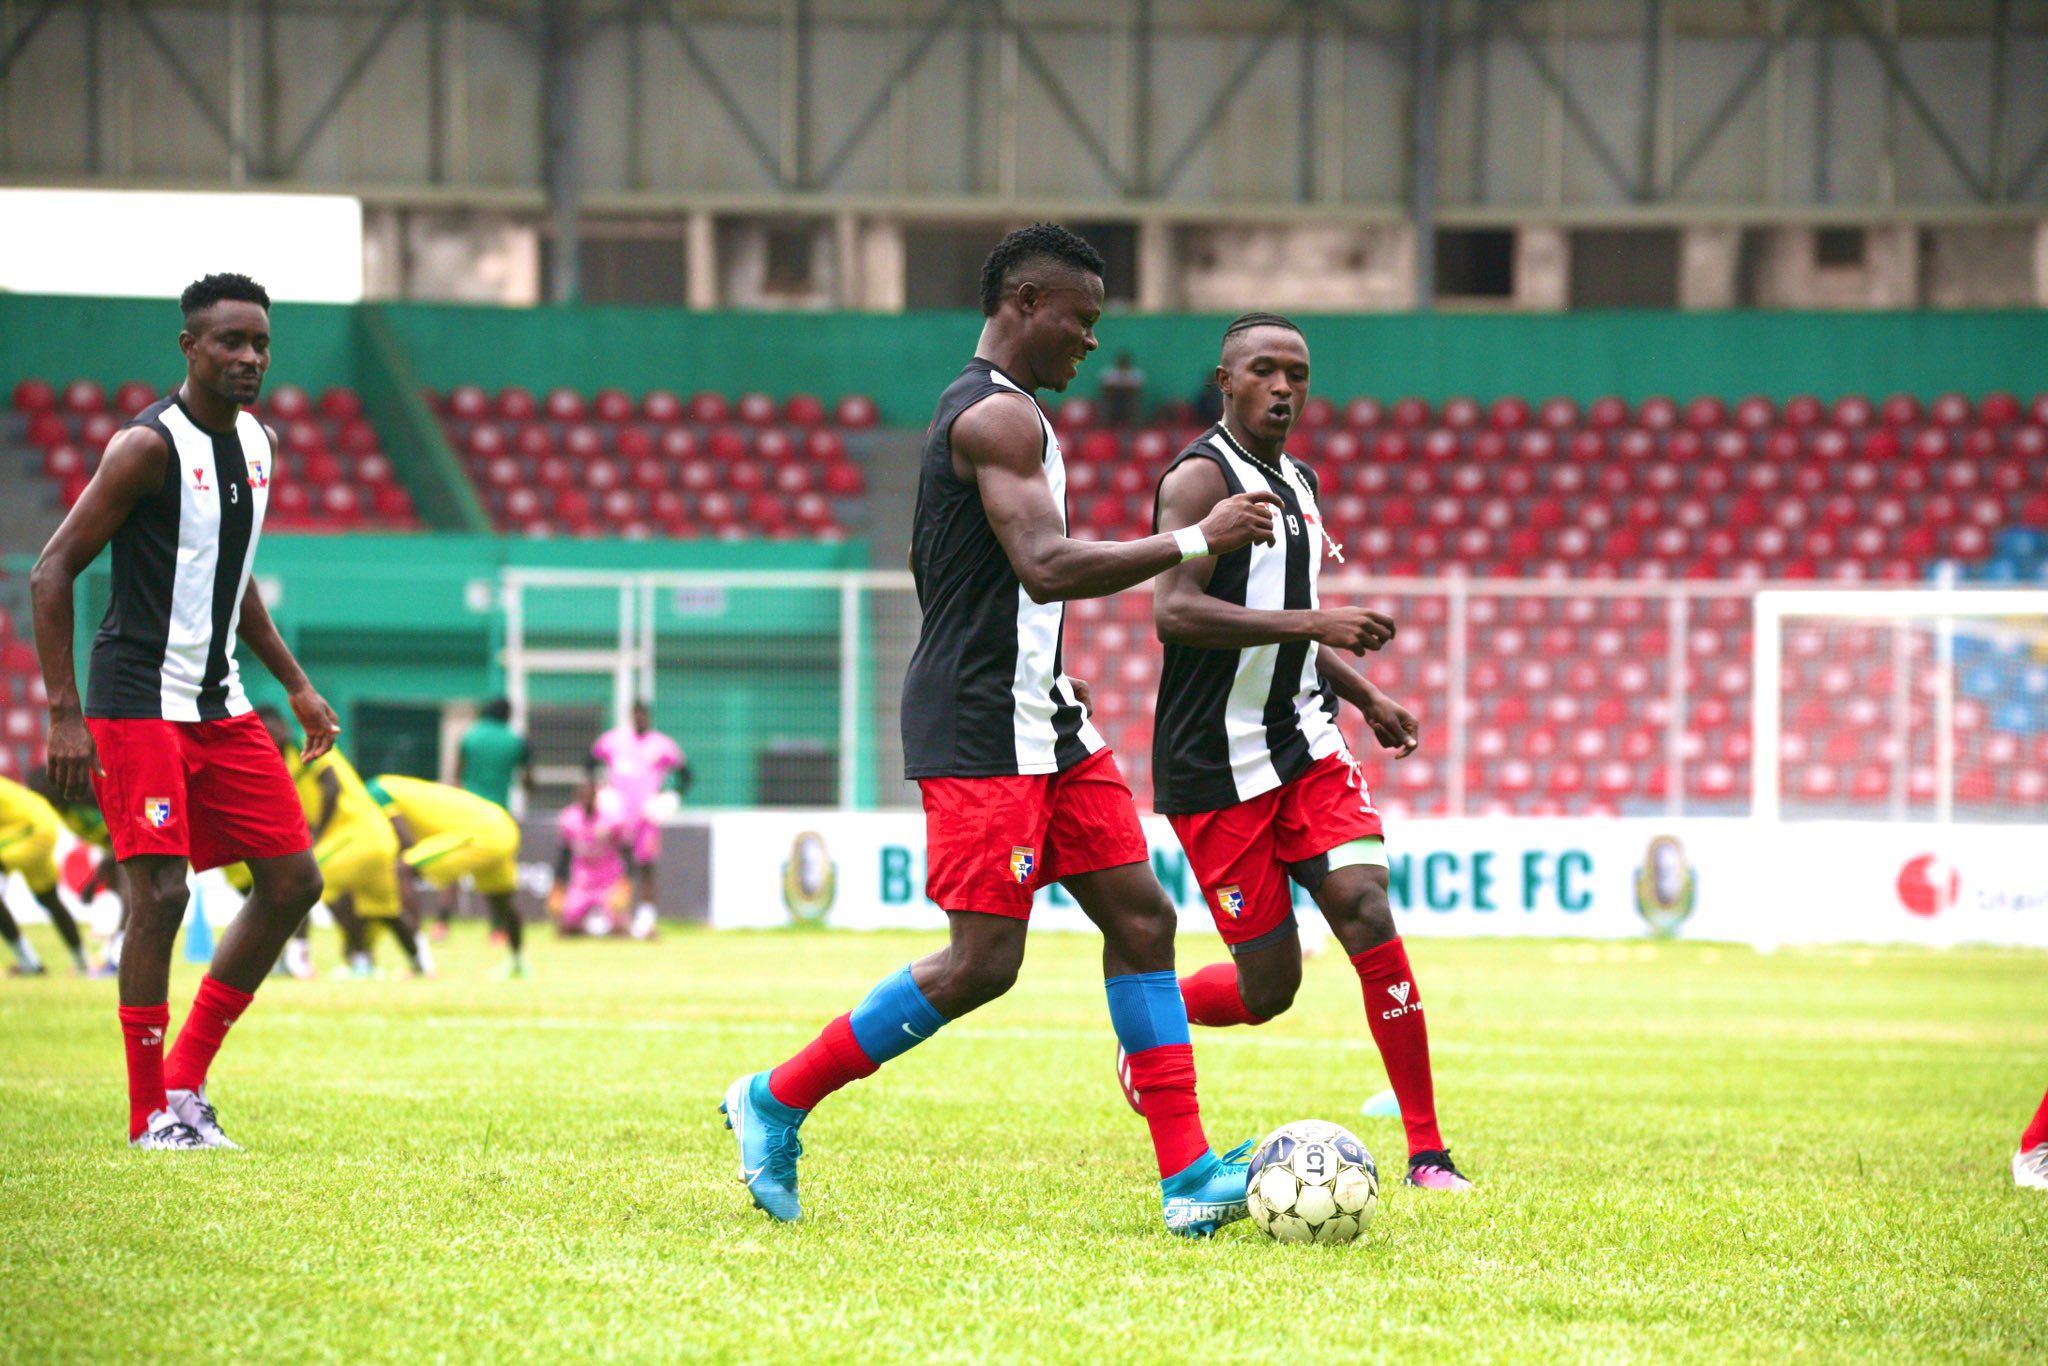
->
xmin=542 ymin=0 xmax=583 ymax=304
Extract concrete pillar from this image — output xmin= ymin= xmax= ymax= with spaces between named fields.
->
xmin=1136 ymin=216 xmax=1177 ymax=312
xmin=1678 ymin=225 xmax=1742 ymax=309
xmin=685 ymin=211 xmax=719 ymax=310
xmin=1513 ymin=226 xmax=1569 ymax=311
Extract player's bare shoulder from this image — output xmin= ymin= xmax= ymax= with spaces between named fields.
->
xmin=1157 ymin=451 xmax=1230 ymax=514
xmin=94 ymin=421 xmax=173 ymax=489
xmin=949 ymin=388 xmax=1045 ymax=478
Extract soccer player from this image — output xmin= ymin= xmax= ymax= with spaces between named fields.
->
xmin=720 ymin=224 xmax=1285 ymax=1235
xmin=30 ymin=272 xmax=332 ymax=1150
xmin=592 ymin=701 xmax=685 ymax=940
xmin=2016 ymin=1085 xmax=2048 ymax=1189
xmin=0 ymin=772 xmax=93 ymax=974
xmin=241 ymin=706 xmax=430 ymax=978
xmin=437 ymin=698 xmax=533 ymax=940
xmin=365 ymin=773 xmax=527 ymax=977
xmin=1143 ymin=313 xmax=1473 ymax=1193
xmin=24 ymin=767 xmax=121 ymax=975
xmin=550 ymin=777 xmax=630 ymax=936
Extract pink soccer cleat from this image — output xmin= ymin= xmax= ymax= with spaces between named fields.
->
xmin=1405 ymin=1149 xmax=1475 ymax=1192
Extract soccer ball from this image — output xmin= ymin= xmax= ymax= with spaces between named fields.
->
xmin=1245 ymin=1119 xmax=1379 ymax=1244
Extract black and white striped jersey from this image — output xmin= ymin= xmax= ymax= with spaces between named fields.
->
xmin=85 ymin=395 xmax=271 ymax=722
xmin=1150 ymin=426 xmax=1346 ymax=815
xmin=900 ymin=359 xmax=1105 ymax=779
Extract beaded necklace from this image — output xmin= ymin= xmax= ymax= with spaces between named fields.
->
xmin=1215 ymin=419 xmax=1346 ymax=564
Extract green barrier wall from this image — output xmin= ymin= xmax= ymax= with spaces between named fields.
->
xmin=8 ymin=293 xmax=2044 ymax=431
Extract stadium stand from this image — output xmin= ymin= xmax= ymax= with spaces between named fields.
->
xmin=1055 ymin=389 xmax=2048 ymax=816
xmin=433 ymin=385 xmax=875 ymax=539
xmin=10 ymin=378 xmax=420 ymax=531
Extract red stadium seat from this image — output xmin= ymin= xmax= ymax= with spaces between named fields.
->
xmin=835 ymin=395 xmax=879 ymax=428
xmin=805 ymin=429 xmax=846 ymax=463
xmin=543 ymin=387 xmax=585 ymax=423
xmin=642 ymin=390 xmax=685 ymax=424
xmin=318 ymin=388 xmax=363 ymax=421
xmin=447 ymin=385 xmax=490 ymax=420
xmin=496 ymin=387 xmax=537 ymax=421
xmin=593 ymin=388 xmax=635 ymax=424
xmin=689 ymin=392 xmax=730 ymax=424
xmin=737 ymin=392 xmax=777 ymax=425
xmin=1345 ymin=397 xmax=1385 ymax=429
xmin=12 ymin=378 xmax=56 ymax=412
xmin=1391 ymin=397 xmax=1431 ymax=429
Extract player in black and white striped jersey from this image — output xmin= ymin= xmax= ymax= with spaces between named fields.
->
xmin=1140 ymin=313 xmax=1474 ymax=1192
xmin=32 ymin=273 xmax=333 ymax=1150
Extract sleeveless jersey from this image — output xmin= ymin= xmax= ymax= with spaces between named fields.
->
xmin=901 ymin=359 xmax=1104 ymax=778
xmin=85 ymin=395 xmax=271 ymax=722
xmin=1150 ymin=426 xmax=1345 ymax=815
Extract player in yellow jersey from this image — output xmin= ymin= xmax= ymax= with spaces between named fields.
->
xmin=0 ymin=772 xmax=93 ymax=974
xmin=24 ymin=767 xmax=120 ymax=974
xmin=247 ymin=707 xmax=432 ymax=978
xmin=365 ymin=773 xmax=526 ymax=977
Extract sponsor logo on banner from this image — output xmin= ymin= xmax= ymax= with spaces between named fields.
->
xmin=142 ymin=798 xmax=173 ymax=829
xmin=780 ymin=830 xmax=837 ymax=926
xmin=1895 ymin=853 xmax=1960 ymax=918
xmin=1008 ymin=845 xmax=1036 ymax=885
xmin=1217 ymin=885 xmax=1245 ymax=919
xmin=1633 ymin=834 xmax=1697 ymax=937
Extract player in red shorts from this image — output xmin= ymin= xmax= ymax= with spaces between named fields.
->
xmin=1142 ymin=313 xmax=1473 ymax=1192
xmin=721 ymin=225 xmax=1284 ymax=1234
xmin=31 ymin=273 xmax=334 ymax=1150
xmin=2015 ymin=1084 xmax=2048 ymax=1189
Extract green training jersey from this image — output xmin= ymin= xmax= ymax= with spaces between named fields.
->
xmin=458 ymin=717 xmax=528 ymax=808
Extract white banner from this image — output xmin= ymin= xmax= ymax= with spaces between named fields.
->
xmin=705 ymin=812 xmax=2047 ymax=949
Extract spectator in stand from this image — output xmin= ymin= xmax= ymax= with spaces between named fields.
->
xmin=1098 ymin=352 xmax=1147 ymax=427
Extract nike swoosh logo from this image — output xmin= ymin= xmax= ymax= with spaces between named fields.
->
xmin=742 ymin=1164 xmax=765 ymax=1182
xmin=900 ymin=1022 xmax=927 ymax=1041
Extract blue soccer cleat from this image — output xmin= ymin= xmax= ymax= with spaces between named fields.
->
xmin=720 ymin=1072 xmax=807 ymax=1222
xmin=1160 ymin=1139 xmax=1254 ymax=1237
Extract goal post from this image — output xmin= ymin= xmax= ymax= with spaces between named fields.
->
xmin=1751 ymin=588 xmax=2048 ymax=824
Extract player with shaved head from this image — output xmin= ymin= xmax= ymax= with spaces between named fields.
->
xmin=723 ymin=224 xmax=1285 ymax=1235
xmin=1137 ymin=312 xmax=1474 ymax=1193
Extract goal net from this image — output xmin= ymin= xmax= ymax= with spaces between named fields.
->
xmin=1751 ymin=589 xmax=2048 ymax=823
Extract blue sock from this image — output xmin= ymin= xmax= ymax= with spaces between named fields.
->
xmin=1104 ymin=970 xmax=1192 ymax=1055
xmin=848 ymin=966 xmax=949 ymax=1065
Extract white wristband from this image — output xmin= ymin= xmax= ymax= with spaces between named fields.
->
xmin=1173 ymin=526 xmax=1210 ymax=561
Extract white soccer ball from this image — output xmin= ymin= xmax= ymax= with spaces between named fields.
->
xmin=1245 ymin=1119 xmax=1379 ymax=1245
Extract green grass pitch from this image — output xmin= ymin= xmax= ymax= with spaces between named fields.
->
xmin=1 ymin=924 xmax=2042 ymax=1362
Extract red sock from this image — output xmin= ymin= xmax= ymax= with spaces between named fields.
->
xmin=1350 ymin=938 xmax=1445 ymax=1158
xmin=1179 ymin=962 xmax=1266 ymax=1027
xmin=2023 ymin=1086 xmax=2048 ymax=1152
xmin=767 ymin=1014 xmax=878 ymax=1111
xmin=162 ymin=976 xmax=255 ymax=1095
xmin=1124 ymin=1043 xmax=1210 ymax=1178
xmin=119 ymin=1003 xmax=170 ymax=1140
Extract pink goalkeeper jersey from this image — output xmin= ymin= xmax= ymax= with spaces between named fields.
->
xmin=558 ymin=791 xmax=627 ymax=884
xmin=592 ymin=726 xmax=684 ymax=817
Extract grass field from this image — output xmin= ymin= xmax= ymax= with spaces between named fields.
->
xmin=1 ymin=923 xmax=2042 ymax=1363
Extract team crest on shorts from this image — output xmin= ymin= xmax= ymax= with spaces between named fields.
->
xmin=142 ymin=797 xmax=173 ymax=829
xmin=1008 ymin=845 xmax=1036 ymax=885
xmin=1217 ymin=885 xmax=1245 ymax=919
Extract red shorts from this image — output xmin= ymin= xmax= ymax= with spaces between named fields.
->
xmin=87 ymin=712 xmax=312 ymax=872
xmin=1167 ymin=752 xmax=1384 ymax=949
xmin=920 ymin=747 xmax=1150 ymax=917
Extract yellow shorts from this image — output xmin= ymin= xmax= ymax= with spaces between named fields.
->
xmin=404 ymin=819 xmax=520 ymax=897
xmin=315 ymin=822 xmax=403 ymax=919
xmin=0 ymin=820 xmax=61 ymax=896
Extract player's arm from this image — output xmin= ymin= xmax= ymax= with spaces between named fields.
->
xmin=1151 ymin=459 xmax=1398 ymax=653
xmin=29 ymin=426 xmax=172 ymax=801
xmin=307 ymin=767 xmax=341 ymax=842
xmin=1316 ymin=646 xmax=1421 ymax=758
xmin=958 ymin=393 xmax=1282 ymax=603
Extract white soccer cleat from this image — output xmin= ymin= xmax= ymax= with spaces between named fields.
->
xmin=2014 ymin=1144 xmax=2048 ymax=1190
xmin=166 ymin=1086 xmax=241 ymax=1150
xmin=630 ymin=903 xmax=659 ymax=940
xmin=283 ymin=939 xmax=314 ymax=980
xmin=130 ymin=1109 xmax=207 ymax=1150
